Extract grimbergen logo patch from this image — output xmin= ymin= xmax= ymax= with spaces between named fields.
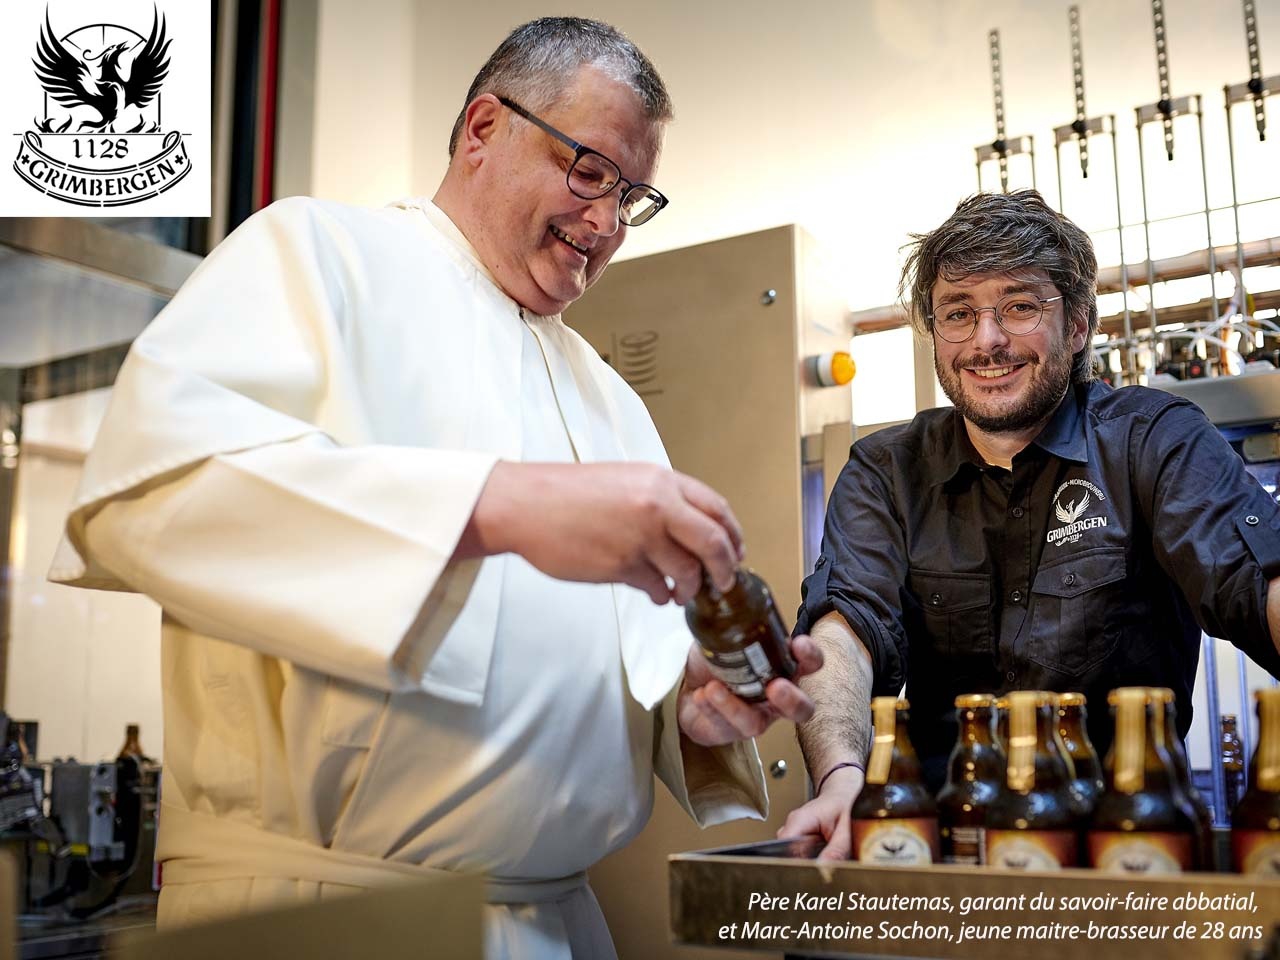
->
xmin=1047 ymin=478 xmax=1107 ymax=547
xmin=2 ymin=1 xmax=210 ymax=215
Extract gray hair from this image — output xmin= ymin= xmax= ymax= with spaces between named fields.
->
xmin=448 ymin=17 xmax=672 ymax=157
xmin=900 ymin=190 xmax=1100 ymax=383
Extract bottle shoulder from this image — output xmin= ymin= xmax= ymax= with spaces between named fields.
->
xmin=852 ymin=781 xmax=937 ymax=818
xmin=1232 ymin=788 xmax=1280 ymax=825
xmin=1091 ymin=789 xmax=1197 ymax=831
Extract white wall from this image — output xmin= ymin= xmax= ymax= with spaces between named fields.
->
xmin=306 ymin=0 xmax=1278 ymax=314
xmin=309 ymin=0 xmax=416 ymax=203
xmin=6 ymin=391 xmax=163 ymax=763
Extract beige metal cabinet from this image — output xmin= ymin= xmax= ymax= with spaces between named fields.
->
xmin=565 ymin=225 xmax=852 ymax=959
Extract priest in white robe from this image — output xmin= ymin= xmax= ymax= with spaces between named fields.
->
xmin=49 ymin=17 xmax=821 ymax=960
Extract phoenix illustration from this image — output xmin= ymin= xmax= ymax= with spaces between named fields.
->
xmin=32 ymin=10 xmax=171 ymax=133
xmin=1054 ymin=491 xmax=1091 ymax=526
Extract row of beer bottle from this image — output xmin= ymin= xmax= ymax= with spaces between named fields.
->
xmin=850 ymin=687 xmax=1280 ymax=874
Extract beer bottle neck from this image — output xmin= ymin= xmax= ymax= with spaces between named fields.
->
xmin=1058 ymin=706 xmax=1089 ymax=751
xmin=1154 ymin=704 xmax=1186 ymax=778
xmin=1257 ymin=692 xmax=1280 ymax=792
xmin=949 ymin=707 xmax=1001 ymax=784
xmin=867 ymin=700 xmax=920 ymax=785
xmin=960 ymin=708 xmax=997 ymax=746
xmin=690 ymin=570 xmax=747 ymax=617
xmin=1111 ymin=693 xmax=1147 ymax=793
xmin=1007 ymin=702 xmax=1069 ymax=791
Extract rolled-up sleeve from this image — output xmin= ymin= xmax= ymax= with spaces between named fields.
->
xmin=796 ymin=439 xmax=911 ymax=696
xmin=1136 ymin=400 xmax=1280 ymax=674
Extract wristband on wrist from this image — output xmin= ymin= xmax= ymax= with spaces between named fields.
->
xmin=815 ymin=760 xmax=865 ymax=796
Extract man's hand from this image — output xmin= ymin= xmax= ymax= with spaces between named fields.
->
xmin=457 ymin=461 xmax=744 ymax=605
xmin=677 ymin=635 xmax=823 ymax=746
xmin=777 ymin=763 xmax=863 ymax=860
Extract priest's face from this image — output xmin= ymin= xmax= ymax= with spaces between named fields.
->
xmin=470 ymin=66 xmax=662 ymax=316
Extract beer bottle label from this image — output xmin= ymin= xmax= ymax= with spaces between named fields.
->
xmin=942 ymin=824 xmax=985 ymax=865
xmin=1087 ymin=832 xmax=1192 ymax=875
xmin=985 ymin=829 xmax=1077 ymax=869
xmin=1232 ymin=830 xmax=1280 ymax=875
xmin=703 ymin=646 xmax=770 ymax=699
xmin=852 ymin=818 xmax=938 ymax=866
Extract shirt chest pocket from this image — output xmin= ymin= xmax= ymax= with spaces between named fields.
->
xmin=1028 ymin=547 xmax=1128 ymax=675
xmin=907 ymin=570 xmax=993 ymax=662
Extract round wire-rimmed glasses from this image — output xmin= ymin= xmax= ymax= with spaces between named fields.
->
xmin=928 ymin=294 xmax=1064 ymax=343
xmin=498 ymin=96 xmax=669 ymax=226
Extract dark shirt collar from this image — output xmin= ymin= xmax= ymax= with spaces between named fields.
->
xmin=931 ymin=383 xmax=1088 ymax=489
xmin=1031 ymin=382 xmax=1089 ymax=464
xmin=930 ymin=411 xmax=985 ymax=489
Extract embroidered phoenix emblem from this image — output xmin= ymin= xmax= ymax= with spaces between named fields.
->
xmin=1054 ymin=491 xmax=1090 ymax=525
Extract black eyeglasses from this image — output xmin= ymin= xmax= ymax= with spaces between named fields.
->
xmin=927 ymin=294 xmax=1064 ymax=343
xmin=498 ymin=96 xmax=668 ymax=227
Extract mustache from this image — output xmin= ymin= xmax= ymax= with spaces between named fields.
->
xmin=953 ymin=349 xmax=1038 ymax=372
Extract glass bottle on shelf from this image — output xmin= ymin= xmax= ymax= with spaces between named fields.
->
xmin=118 ymin=723 xmax=149 ymax=761
xmin=1222 ymin=714 xmax=1246 ymax=812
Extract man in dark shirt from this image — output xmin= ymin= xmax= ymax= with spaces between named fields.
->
xmin=781 ymin=190 xmax=1280 ymax=858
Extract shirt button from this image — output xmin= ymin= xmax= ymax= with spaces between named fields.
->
xmin=1011 ymin=506 xmax=1025 ymax=518
xmin=1246 ymin=515 xmax=1260 ymax=526
xmin=1010 ymin=589 xmax=1023 ymax=603
xmin=930 ymin=592 xmax=943 ymax=606
xmin=1063 ymin=573 xmax=1076 ymax=586
xmin=1006 ymin=671 xmax=1017 ymax=683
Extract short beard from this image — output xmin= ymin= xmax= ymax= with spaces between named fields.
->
xmin=936 ymin=344 xmax=1073 ymax=433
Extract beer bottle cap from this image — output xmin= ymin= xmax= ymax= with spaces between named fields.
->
xmin=954 ymin=693 xmax=995 ymax=708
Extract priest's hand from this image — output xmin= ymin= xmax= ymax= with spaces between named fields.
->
xmin=776 ymin=762 xmax=863 ymax=860
xmin=455 ymin=460 xmax=744 ymax=604
xmin=676 ymin=635 xmax=823 ymax=745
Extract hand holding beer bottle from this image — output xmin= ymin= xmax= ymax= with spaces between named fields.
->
xmin=678 ymin=567 xmax=823 ymax=746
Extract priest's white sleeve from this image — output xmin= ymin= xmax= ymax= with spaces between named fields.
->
xmin=652 ymin=678 xmax=769 ymax=827
xmin=48 ymin=197 xmax=512 ymax=697
xmin=80 ymin=434 xmax=496 ymax=692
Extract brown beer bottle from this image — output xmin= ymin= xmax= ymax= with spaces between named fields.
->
xmin=1148 ymin=688 xmax=1214 ymax=869
xmin=985 ymin=691 xmax=1082 ymax=869
xmin=1056 ymin=693 xmax=1103 ymax=817
xmin=1088 ymin=688 xmax=1197 ymax=874
xmin=1222 ymin=714 xmax=1246 ymax=811
xmin=1232 ymin=688 xmax=1280 ymax=875
xmin=850 ymin=697 xmax=939 ymax=865
xmin=685 ymin=568 xmax=796 ymax=703
xmin=14 ymin=722 xmax=31 ymax=764
xmin=937 ymin=694 xmax=1003 ymax=865
xmin=117 ymin=723 xmax=148 ymax=761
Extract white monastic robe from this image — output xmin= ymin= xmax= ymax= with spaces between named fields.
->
xmin=49 ymin=198 xmax=767 ymax=959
